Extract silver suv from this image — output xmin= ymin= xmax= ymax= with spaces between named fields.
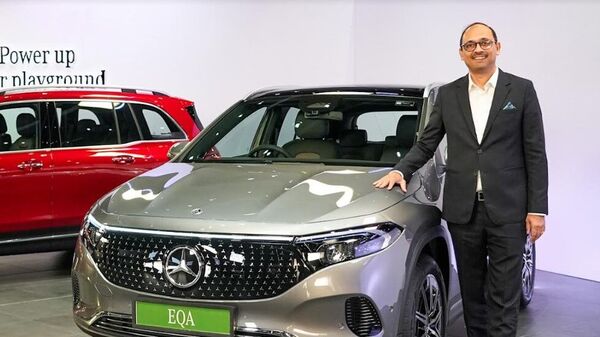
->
xmin=72 ymin=85 xmax=535 ymax=337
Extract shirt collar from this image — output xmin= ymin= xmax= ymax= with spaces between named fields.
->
xmin=468 ymin=67 xmax=499 ymax=92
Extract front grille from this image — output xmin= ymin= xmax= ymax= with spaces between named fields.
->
xmin=345 ymin=296 xmax=383 ymax=337
xmin=92 ymin=314 xmax=295 ymax=337
xmin=72 ymin=273 xmax=80 ymax=305
xmin=94 ymin=231 xmax=311 ymax=300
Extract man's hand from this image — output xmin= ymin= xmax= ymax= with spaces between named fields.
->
xmin=526 ymin=214 xmax=545 ymax=242
xmin=373 ymin=171 xmax=407 ymax=193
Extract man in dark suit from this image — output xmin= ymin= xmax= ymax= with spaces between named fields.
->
xmin=374 ymin=22 xmax=548 ymax=337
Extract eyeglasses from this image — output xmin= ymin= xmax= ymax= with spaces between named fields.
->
xmin=461 ymin=39 xmax=496 ymax=52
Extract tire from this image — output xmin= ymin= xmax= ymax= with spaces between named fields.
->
xmin=520 ymin=235 xmax=536 ymax=308
xmin=397 ymin=254 xmax=446 ymax=337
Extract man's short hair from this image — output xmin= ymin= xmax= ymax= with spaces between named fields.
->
xmin=460 ymin=22 xmax=498 ymax=46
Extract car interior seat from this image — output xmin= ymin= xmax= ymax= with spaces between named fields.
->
xmin=73 ymin=119 xmax=109 ymax=147
xmin=282 ymin=113 xmax=340 ymax=159
xmin=0 ymin=114 xmax=12 ymax=151
xmin=339 ymin=129 xmax=381 ymax=161
xmin=340 ymin=129 xmax=368 ymax=160
xmin=10 ymin=113 xmax=37 ymax=151
xmin=380 ymin=115 xmax=417 ymax=162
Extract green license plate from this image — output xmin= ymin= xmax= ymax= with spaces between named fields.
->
xmin=134 ymin=300 xmax=233 ymax=336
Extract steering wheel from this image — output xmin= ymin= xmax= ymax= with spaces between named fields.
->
xmin=248 ymin=144 xmax=292 ymax=158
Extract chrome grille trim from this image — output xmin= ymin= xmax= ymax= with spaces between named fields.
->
xmin=93 ymin=230 xmax=311 ymax=300
xmin=91 ymin=313 xmax=296 ymax=337
xmin=88 ymin=215 xmax=294 ymax=242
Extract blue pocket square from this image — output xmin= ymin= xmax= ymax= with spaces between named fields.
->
xmin=502 ymin=101 xmax=517 ymax=110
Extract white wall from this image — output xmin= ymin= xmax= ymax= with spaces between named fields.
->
xmin=0 ymin=0 xmax=355 ymax=122
xmin=1 ymin=0 xmax=599 ymax=281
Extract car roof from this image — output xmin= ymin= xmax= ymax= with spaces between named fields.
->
xmin=245 ymin=85 xmax=426 ymax=100
xmin=0 ymin=86 xmax=193 ymax=105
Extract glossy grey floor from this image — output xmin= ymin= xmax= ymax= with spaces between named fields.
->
xmin=0 ymin=251 xmax=598 ymax=337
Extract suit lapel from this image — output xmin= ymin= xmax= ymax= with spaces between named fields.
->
xmin=481 ymin=70 xmax=511 ymax=143
xmin=455 ymin=75 xmax=478 ymax=141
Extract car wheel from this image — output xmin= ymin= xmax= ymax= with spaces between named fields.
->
xmin=520 ymin=235 xmax=536 ymax=308
xmin=397 ymin=255 xmax=446 ymax=337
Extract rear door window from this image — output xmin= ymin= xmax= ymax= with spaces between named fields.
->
xmin=55 ymin=101 xmax=118 ymax=147
xmin=130 ymin=104 xmax=185 ymax=140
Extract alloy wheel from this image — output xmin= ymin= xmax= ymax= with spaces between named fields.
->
xmin=521 ymin=236 xmax=535 ymax=302
xmin=415 ymin=274 xmax=443 ymax=337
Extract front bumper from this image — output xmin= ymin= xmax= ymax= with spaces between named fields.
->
xmin=72 ymin=233 xmax=411 ymax=337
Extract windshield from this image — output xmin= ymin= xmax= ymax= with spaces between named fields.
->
xmin=182 ymin=93 xmax=423 ymax=166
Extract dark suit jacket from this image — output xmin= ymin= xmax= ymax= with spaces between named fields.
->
xmin=395 ymin=70 xmax=548 ymax=224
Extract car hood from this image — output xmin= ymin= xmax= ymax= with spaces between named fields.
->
xmin=102 ymin=162 xmax=410 ymax=226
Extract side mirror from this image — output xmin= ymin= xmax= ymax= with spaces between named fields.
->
xmin=167 ymin=141 xmax=189 ymax=160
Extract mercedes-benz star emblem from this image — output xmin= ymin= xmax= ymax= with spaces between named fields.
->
xmin=164 ymin=246 xmax=203 ymax=288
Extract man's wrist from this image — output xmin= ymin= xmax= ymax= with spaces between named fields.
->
xmin=527 ymin=212 xmax=546 ymax=217
xmin=391 ymin=170 xmax=404 ymax=179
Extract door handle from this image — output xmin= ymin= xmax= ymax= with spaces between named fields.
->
xmin=112 ymin=155 xmax=135 ymax=165
xmin=17 ymin=160 xmax=44 ymax=171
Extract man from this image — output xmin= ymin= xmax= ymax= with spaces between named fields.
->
xmin=373 ymin=22 xmax=548 ymax=337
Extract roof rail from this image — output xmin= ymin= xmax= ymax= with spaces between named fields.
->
xmin=0 ymin=86 xmax=169 ymax=97
xmin=243 ymin=86 xmax=297 ymax=101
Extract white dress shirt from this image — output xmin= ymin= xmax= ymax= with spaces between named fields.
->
xmin=468 ymin=67 xmax=499 ymax=192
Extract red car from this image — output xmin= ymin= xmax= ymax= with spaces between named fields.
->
xmin=0 ymin=86 xmax=202 ymax=254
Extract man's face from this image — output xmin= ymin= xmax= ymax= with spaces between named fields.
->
xmin=459 ymin=24 xmax=501 ymax=73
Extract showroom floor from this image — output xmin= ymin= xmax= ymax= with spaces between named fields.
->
xmin=0 ymin=251 xmax=598 ymax=337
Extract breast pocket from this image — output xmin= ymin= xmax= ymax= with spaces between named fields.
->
xmin=494 ymin=102 xmax=522 ymax=129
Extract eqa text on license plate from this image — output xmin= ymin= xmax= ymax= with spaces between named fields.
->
xmin=134 ymin=300 xmax=233 ymax=336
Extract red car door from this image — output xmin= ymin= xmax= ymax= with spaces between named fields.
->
xmin=0 ymin=102 xmax=53 ymax=235
xmin=49 ymin=101 xmax=155 ymax=228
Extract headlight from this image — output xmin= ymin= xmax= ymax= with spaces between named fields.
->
xmin=80 ymin=215 xmax=106 ymax=259
xmin=295 ymin=223 xmax=402 ymax=270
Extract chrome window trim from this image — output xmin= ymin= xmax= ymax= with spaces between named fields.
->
xmin=0 ymin=98 xmax=188 ymax=143
xmin=0 ymin=232 xmax=78 ymax=245
xmin=0 ymin=138 xmax=186 ymax=155
xmin=49 ymin=138 xmax=187 ymax=151
xmin=87 ymin=215 xmax=294 ymax=243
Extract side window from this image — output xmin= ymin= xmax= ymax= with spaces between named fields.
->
xmin=0 ymin=103 xmax=40 ymax=152
xmin=356 ymin=111 xmax=418 ymax=142
xmin=214 ymin=107 xmax=267 ymax=157
xmin=55 ymin=101 xmax=117 ymax=147
xmin=130 ymin=104 xmax=185 ymax=140
xmin=114 ymin=102 xmax=141 ymax=144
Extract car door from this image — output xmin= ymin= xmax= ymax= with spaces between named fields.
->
xmin=0 ymin=102 xmax=54 ymax=235
xmin=129 ymin=103 xmax=189 ymax=164
xmin=49 ymin=100 xmax=154 ymax=229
